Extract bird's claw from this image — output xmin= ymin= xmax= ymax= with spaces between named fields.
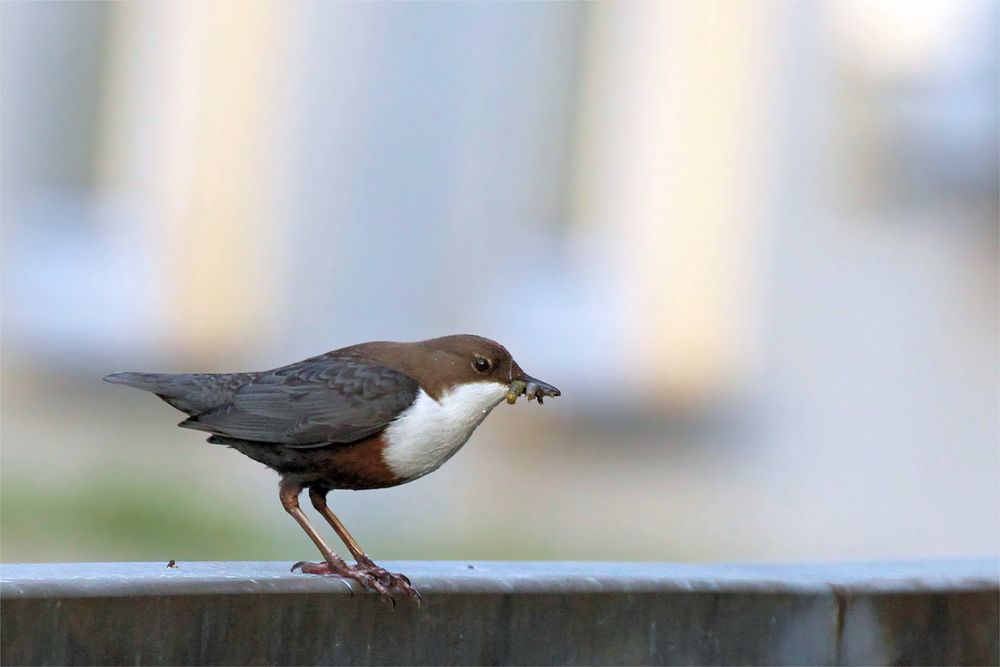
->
xmin=292 ymin=559 xmax=419 ymax=606
xmin=354 ymin=557 xmax=422 ymax=605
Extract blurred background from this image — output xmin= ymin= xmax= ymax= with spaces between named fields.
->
xmin=2 ymin=1 xmax=997 ymax=564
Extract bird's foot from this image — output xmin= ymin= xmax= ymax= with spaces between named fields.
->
xmin=291 ymin=559 xmax=418 ymax=606
xmin=291 ymin=560 xmax=395 ymax=605
xmin=352 ymin=556 xmax=421 ymax=603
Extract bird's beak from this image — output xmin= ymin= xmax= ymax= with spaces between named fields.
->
xmin=506 ymin=371 xmax=560 ymax=405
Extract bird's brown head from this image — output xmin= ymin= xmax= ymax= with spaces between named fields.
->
xmin=353 ymin=334 xmax=560 ymax=403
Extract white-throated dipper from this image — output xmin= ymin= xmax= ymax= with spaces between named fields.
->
xmin=104 ymin=334 xmax=560 ymax=603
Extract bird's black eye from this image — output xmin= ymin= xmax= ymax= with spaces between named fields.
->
xmin=472 ymin=357 xmax=492 ymax=373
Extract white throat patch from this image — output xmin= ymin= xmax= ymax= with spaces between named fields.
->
xmin=382 ymin=382 xmax=508 ymax=482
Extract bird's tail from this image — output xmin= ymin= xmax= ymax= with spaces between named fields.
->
xmin=103 ymin=372 xmax=177 ymax=393
xmin=103 ymin=371 xmax=235 ymax=415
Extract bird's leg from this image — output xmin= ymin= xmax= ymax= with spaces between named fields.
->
xmin=308 ymin=487 xmax=420 ymax=601
xmin=279 ymin=480 xmax=395 ymax=604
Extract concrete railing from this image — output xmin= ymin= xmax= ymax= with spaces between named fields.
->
xmin=2 ymin=559 xmax=997 ymax=665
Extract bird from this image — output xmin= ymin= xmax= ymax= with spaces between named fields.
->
xmin=104 ymin=334 xmax=560 ymax=603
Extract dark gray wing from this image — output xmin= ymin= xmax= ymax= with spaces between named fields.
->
xmin=177 ymin=358 xmax=419 ymax=448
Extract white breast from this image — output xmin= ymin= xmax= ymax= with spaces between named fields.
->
xmin=382 ymin=382 xmax=508 ymax=482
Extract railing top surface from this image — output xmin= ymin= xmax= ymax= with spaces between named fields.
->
xmin=2 ymin=558 xmax=997 ymax=599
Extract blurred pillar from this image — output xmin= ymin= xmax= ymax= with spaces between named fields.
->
xmin=272 ymin=3 xmax=583 ymax=358
xmin=96 ymin=3 xmax=289 ymax=363
xmin=572 ymin=3 xmax=775 ymax=408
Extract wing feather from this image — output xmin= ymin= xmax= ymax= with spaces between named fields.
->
xmin=179 ymin=357 xmax=418 ymax=448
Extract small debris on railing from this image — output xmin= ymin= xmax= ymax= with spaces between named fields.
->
xmin=166 ymin=560 xmax=178 ymax=569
